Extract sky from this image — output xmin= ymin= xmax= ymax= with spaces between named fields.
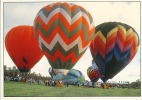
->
xmin=2 ymin=1 xmax=141 ymax=83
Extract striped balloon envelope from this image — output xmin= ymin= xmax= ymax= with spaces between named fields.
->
xmin=90 ymin=22 xmax=139 ymax=83
xmin=67 ymin=69 xmax=85 ymax=84
xmin=34 ymin=2 xmax=95 ymax=74
xmin=87 ymin=62 xmax=102 ymax=82
xmin=53 ymin=69 xmax=85 ymax=84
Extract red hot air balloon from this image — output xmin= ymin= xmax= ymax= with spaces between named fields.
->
xmin=34 ymin=2 xmax=95 ymax=75
xmin=87 ymin=61 xmax=102 ymax=83
xmin=5 ymin=25 xmax=43 ymax=73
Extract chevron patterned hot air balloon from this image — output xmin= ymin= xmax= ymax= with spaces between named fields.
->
xmin=90 ymin=22 xmax=139 ymax=83
xmin=34 ymin=2 xmax=95 ymax=75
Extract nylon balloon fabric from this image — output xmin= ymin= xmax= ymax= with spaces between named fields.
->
xmin=87 ymin=66 xmax=102 ymax=82
xmin=67 ymin=69 xmax=85 ymax=84
xmin=53 ymin=69 xmax=85 ymax=84
xmin=34 ymin=2 xmax=95 ymax=70
xmin=5 ymin=25 xmax=43 ymax=72
xmin=90 ymin=22 xmax=139 ymax=83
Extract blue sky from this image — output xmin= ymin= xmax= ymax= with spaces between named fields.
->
xmin=3 ymin=1 xmax=141 ymax=83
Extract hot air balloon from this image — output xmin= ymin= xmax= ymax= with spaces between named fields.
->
xmin=67 ymin=69 xmax=85 ymax=84
xmin=34 ymin=2 xmax=95 ymax=75
xmin=53 ymin=69 xmax=85 ymax=85
xmin=5 ymin=25 xmax=43 ymax=74
xmin=87 ymin=61 xmax=102 ymax=83
xmin=90 ymin=22 xmax=139 ymax=83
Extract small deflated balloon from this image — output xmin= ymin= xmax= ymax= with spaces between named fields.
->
xmin=90 ymin=22 xmax=139 ymax=83
xmin=53 ymin=69 xmax=85 ymax=84
xmin=67 ymin=69 xmax=85 ymax=84
xmin=5 ymin=25 xmax=43 ymax=72
xmin=34 ymin=2 xmax=95 ymax=74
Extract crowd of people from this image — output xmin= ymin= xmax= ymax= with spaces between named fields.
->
xmin=4 ymin=75 xmax=136 ymax=89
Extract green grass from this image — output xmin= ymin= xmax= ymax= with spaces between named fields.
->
xmin=4 ymin=81 xmax=141 ymax=97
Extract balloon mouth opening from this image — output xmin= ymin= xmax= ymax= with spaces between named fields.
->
xmin=18 ymin=67 xmax=30 ymax=73
xmin=53 ymin=69 xmax=69 ymax=75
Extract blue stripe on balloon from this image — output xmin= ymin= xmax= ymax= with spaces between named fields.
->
xmin=105 ymin=49 xmax=114 ymax=63
xmin=114 ymin=43 xmax=131 ymax=61
xmin=114 ymin=43 xmax=122 ymax=59
xmin=95 ymin=54 xmax=105 ymax=74
xmin=119 ymin=50 xmax=130 ymax=61
xmin=78 ymin=70 xmax=82 ymax=75
xmin=67 ymin=73 xmax=78 ymax=78
xmin=62 ymin=78 xmax=77 ymax=83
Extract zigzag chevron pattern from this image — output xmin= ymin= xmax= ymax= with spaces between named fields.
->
xmin=87 ymin=66 xmax=102 ymax=82
xmin=90 ymin=22 xmax=139 ymax=79
xmin=34 ymin=2 xmax=95 ymax=69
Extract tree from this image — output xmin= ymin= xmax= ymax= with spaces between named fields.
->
xmin=38 ymin=73 xmax=42 ymax=79
xmin=4 ymin=65 xmax=8 ymax=76
xmin=30 ymin=72 xmax=36 ymax=80
xmin=12 ymin=66 xmax=17 ymax=77
xmin=130 ymin=79 xmax=141 ymax=89
xmin=8 ymin=67 xmax=12 ymax=77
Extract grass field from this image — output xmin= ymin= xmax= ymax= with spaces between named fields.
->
xmin=4 ymin=81 xmax=141 ymax=97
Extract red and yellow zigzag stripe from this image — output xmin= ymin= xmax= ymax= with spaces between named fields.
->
xmin=91 ymin=24 xmax=139 ymax=61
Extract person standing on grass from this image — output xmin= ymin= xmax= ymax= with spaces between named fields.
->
xmin=38 ymin=79 xmax=40 ymax=85
xmin=66 ymin=82 xmax=69 ymax=87
xmin=5 ymin=76 xmax=9 ymax=83
xmin=29 ymin=78 xmax=32 ymax=85
xmin=38 ymin=79 xmax=41 ymax=85
xmin=46 ymin=80 xmax=48 ymax=86
xmin=77 ymin=82 xmax=80 ymax=87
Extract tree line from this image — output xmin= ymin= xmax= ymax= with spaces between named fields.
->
xmin=4 ymin=65 xmax=141 ymax=89
xmin=4 ymin=65 xmax=51 ymax=81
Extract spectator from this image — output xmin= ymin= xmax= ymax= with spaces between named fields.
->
xmin=38 ymin=79 xmax=41 ymax=85
xmin=46 ymin=80 xmax=48 ymax=86
xmin=38 ymin=79 xmax=40 ymax=85
xmin=5 ymin=76 xmax=9 ymax=83
xmin=66 ymin=82 xmax=69 ymax=87
xmin=48 ymin=81 xmax=50 ymax=86
xmin=29 ymin=78 xmax=32 ymax=85
xmin=77 ymin=82 xmax=80 ymax=87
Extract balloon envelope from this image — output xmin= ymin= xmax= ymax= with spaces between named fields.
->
xmin=90 ymin=22 xmax=139 ymax=82
xmin=87 ymin=66 xmax=102 ymax=83
xmin=49 ymin=67 xmax=55 ymax=77
xmin=34 ymin=2 xmax=95 ymax=74
xmin=5 ymin=25 xmax=43 ymax=72
xmin=53 ymin=69 xmax=85 ymax=84
xmin=67 ymin=69 xmax=86 ymax=84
